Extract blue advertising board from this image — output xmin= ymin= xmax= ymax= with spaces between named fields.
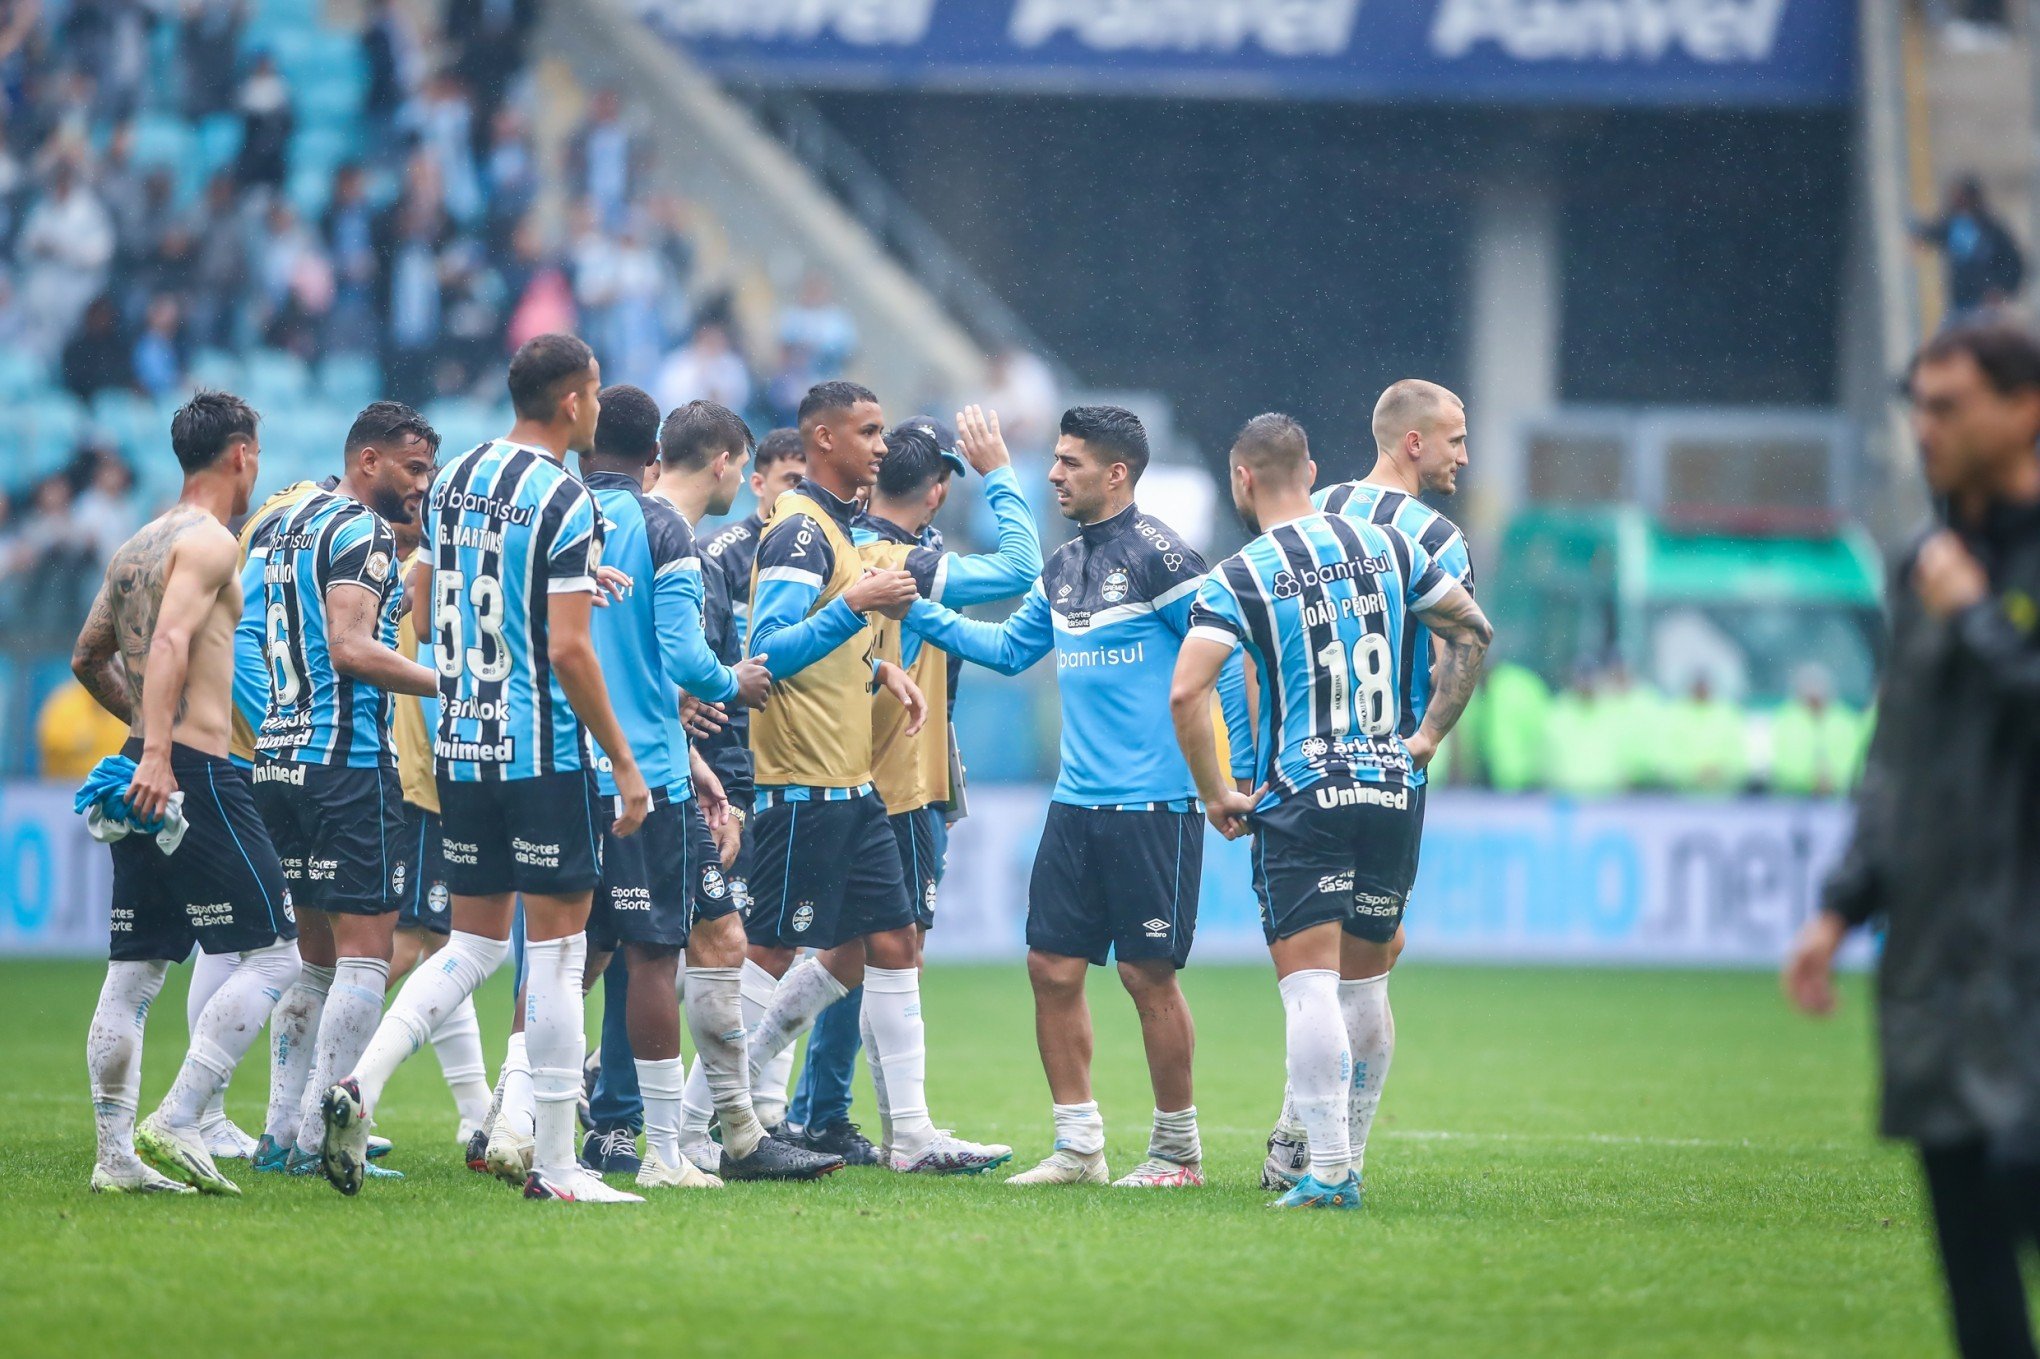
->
xmin=637 ymin=0 xmax=1855 ymax=108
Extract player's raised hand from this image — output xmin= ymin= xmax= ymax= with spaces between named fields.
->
xmin=680 ymin=695 xmax=729 ymax=740
xmin=1205 ymin=785 xmax=1260 ymax=841
xmin=845 ymin=567 xmax=918 ymax=619
xmin=593 ymin=564 xmax=634 ymax=607
xmin=877 ymin=660 xmax=927 ymax=736
xmin=733 ymin=655 xmax=772 ymax=709
xmin=956 ymin=404 xmax=1010 ymax=474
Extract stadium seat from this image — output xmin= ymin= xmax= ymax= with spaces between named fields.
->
xmin=24 ymin=394 xmax=85 ymax=479
xmin=0 ymin=347 xmax=49 ymax=401
xmin=188 ymin=348 xmax=244 ymax=394
xmin=88 ymin=389 xmax=160 ymax=460
xmin=423 ymin=398 xmax=509 ymax=458
xmin=318 ymin=353 xmax=381 ymax=409
xmin=243 ymin=349 xmax=312 ymax=406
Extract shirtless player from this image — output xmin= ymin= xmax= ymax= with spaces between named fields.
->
xmin=72 ymin=389 xmax=304 ymax=1195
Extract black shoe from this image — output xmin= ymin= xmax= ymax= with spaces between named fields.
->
xmin=801 ymin=1120 xmax=882 ymax=1167
xmin=720 ymin=1134 xmax=845 ymax=1181
xmin=581 ymin=1126 xmax=641 ymax=1176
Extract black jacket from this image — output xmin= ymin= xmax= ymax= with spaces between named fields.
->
xmin=1825 ymin=502 xmax=2040 ymax=1144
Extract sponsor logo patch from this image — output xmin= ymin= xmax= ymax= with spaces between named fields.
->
xmin=702 ymin=866 xmax=728 ymax=900
xmin=428 ymin=882 xmax=449 ymax=914
xmin=365 ymin=551 xmax=391 ymax=583
xmin=923 ymin=879 xmax=939 ymax=914
xmin=1101 ymin=569 xmax=1130 ymax=604
xmin=1318 ymin=873 xmax=1355 ymax=894
xmin=1141 ymin=917 xmax=1170 ymax=938
xmin=1301 ymin=736 xmax=1329 ymax=761
xmin=391 ymin=862 xmax=407 ymax=897
xmin=792 ymin=901 xmax=815 ymax=933
xmin=1163 ymin=552 xmax=1183 ymax=572
xmin=1354 ymin=891 xmax=1401 ymax=916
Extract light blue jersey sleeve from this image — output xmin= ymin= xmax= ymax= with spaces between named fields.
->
xmin=650 ymin=525 xmax=739 ymax=705
xmin=232 ymin=553 xmax=269 ymax=740
xmin=904 ymin=580 xmax=1054 ymax=676
xmin=1161 ymin=574 xmax=1254 ymax=778
xmin=927 ymin=465 xmax=1043 ymax=607
xmin=746 ymin=513 xmax=866 ymax=679
xmin=1396 ymin=527 xmax=1455 ymax=613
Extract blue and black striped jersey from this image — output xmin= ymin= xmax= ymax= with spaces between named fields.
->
xmin=420 ymin=439 xmax=603 ymax=782
xmin=1189 ymin=512 xmax=1451 ymax=802
xmin=1312 ymin=480 xmax=1473 ymax=735
xmin=254 ymin=489 xmax=402 ymax=768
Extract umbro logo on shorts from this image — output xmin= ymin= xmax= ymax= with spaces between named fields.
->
xmin=1141 ymin=917 xmax=1169 ymax=937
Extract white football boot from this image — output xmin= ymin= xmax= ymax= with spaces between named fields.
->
xmin=637 ymin=1147 xmax=724 ymax=1190
xmin=1006 ymin=1147 xmax=1108 ymax=1185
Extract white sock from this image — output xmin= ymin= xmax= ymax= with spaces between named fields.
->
xmin=864 ymin=966 xmax=932 ymax=1157
xmin=429 ymin=995 xmax=492 ymax=1129
xmin=351 ymin=930 xmax=508 ymax=1112
xmin=1278 ymin=969 xmax=1350 ymax=1181
xmin=636 ymin=1056 xmax=686 ymax=1168
xmin=758 ymin=1042 xmax=797 ymax=1128
xmin=1341 ymin=974 xmax=1394 ymax=1180
xmin=745 ymin=957 xmax=847 ymax=1096
xmin=1050 ymin=1100 xmax=1103 ymax=1157
xmin=1275 ymin=1085 xmax=1303 ymax=1140
xmin=859 ymin=1001 xmax=891 ymax=1151
xmin=294 ymin=958 xmax=390 ymax=1157
xmin=524 ymin=932 xmax=588 ymax=1179
xmin=502 ymin=1030 xmax=535 ymax=1137
xmin=262 ymin=962 xmax=333 ymax=1148
xmin=738 ymin=959 xmax=791 ymax=1126
xmin=88 ymin=960 xmax=169 ymax=1171
xmin=684 ymin=965 xmax=762 ymax=1157
xmin=1149 ymin=1105 xmax=1201 ymax=1165
xmin=161 ymin=940 xmax=301 ymax=1128
xmin=187 ymin=949 xmax=240 ymax=1134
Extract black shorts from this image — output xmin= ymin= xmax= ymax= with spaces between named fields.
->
xmin=1028 ymin=801 xmax=1202 ymax=969
xmin=437 ymin=769 xmax=602 ymax=897
xmin=745 ymin=790 xmax=912 ymax=950
xmin=1251 ymin=780 xmax=1426 ymax=945
xmin=393 ymin=801 xmax=452 ymax=934
xmin=251 ymin=760 xmax=411 ymax=917
xmin=891 ymin=805 xmax=947 ymax=930
xmin=109 ymin=741 xmax=296 ymax=962
xmin=589 ymin=795 xmax=731 ymax=952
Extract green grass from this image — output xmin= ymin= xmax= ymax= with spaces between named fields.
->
xmin=1 ymin=960 xmax=1945 ymax=1357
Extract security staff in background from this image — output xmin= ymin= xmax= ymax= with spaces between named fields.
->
xmin=1786 ymin=322 xmax=2040 ymax=1359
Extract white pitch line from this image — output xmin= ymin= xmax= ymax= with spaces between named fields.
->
xmin=1201 ymin=1126 xmax=1864 ymax=1153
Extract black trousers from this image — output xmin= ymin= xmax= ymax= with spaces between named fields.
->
xmin=1920 ymin=1139 xmax=2040 ymax=1359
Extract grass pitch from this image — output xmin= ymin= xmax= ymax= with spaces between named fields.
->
xmin=0 ymin=960 xmax=1946 ymax=1357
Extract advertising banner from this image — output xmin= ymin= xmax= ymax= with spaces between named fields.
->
xmin=639 ymin=0 xmax=1855 ymax=108
xmin=928 ymin=787 xmax=1868 ymax=967
xmin=0 ymin=780 xmax=1866 ymax=968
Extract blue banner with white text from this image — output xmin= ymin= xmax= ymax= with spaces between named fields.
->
xmin=638 ymin=0 xmax=1855 ymax=108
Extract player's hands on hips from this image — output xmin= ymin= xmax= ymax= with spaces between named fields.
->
xmin=1206 ymin=786 xmax=1260 ymax=840
xmin=1913 ymin=531 xmax=1989 ymax=618
xmin=956 ymin=404 xmax=1011 ymax=474
xmin=611 ymin=762 xmax=653 ymax=838
xmin=877 ymin=661 xmax=927 ymax=736
xmin=732 ymin=655 xmax=772 ymax=709
xmin=680 ymin=695 xmax=729 ymax=740
xmin=593 ymin=565 xmax=633 ymax=607
xmin=1782 ymin=909 xmax=1848 ymax=1016
xmin=1404 ymin=731 xmax=1438 ymax=771
xmin=845 ymin=568 xmax=918 ymax=619
xmin=126 ymin=748 xmax=177 ymax=826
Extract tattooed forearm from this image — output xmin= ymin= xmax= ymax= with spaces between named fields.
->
xmin=1415 ymin=585 xmax=1492 ymax=746
xmin=71 ymin=583 xmax=133 ymax=722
